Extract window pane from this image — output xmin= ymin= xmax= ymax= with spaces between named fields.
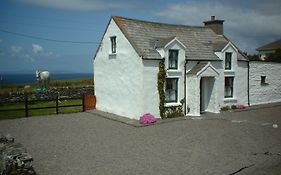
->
xmin=111 ymin=36 xmax=116 ymax=53
xmin=225 ymin=52 xmax=232 ymax=70
xmin=165 ymin=78 xmax=178 ymax=102
xmin=224 ymin=77 xmax=233 ymax=98
xmin=168 ymin=50 xmax=178 ymax=69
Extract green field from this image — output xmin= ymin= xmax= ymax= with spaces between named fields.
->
xmin=0 ymin=78 xmax=94 ymax=94
xmin=0 ymin=99 xmax=83 ymax=120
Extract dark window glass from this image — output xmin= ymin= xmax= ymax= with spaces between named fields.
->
xmin=168 ymin=50 xmax=178 ymax=69
xmin=225 ymin=52 xmax=232 ymax=70
xmin=224 ymin=77 xmax=234 ymax=98
xmin=165 ymin=78 xmax=178 ymax=102
xmin=110 ymin=36 xmax=116 ymax=53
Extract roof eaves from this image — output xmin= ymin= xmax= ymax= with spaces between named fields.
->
xmin=112 ymin=16 xmax=143 ymax=57
xmin=222 ymin=35 xmax=249 ymax=61
xmin=93 ymin=17 xmax=112 ymax=61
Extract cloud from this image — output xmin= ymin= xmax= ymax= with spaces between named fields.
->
xmin=10 ymin=46 xmax=23 ymax=56
xmin=8 ymin=45 xmax=34 ymax=61
xmin=32 ymin=44 xmax=43 ymax=54
xmin=17 ymin=0 xmax=130 ymax=11
xmin=31 ymin=43 xmax=59 ymax=58
xmin=5 ymin=44 xmax=58 ymax=62
xmin=155 ymin=1 xmax=281 ymax=53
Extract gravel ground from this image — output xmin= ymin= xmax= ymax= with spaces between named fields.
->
xmin=0 ymin=105 xmax=280 ymax=175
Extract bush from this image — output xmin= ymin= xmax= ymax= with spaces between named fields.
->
xmin=231 ymin=105 xmax=237 ymax=109
xmin=221 ymin=106 xmax=231 ymax=111
xmin=165 ymin=106 xmax=183 ymax=118
xmin=139 ymin=113 xmax=156 ymax=126
xmin=221 ymin=104 xmax=246 ymax=111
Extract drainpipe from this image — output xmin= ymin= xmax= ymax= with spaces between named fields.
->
xmin=247 ymin=61 xmax=250 ymax=106
xmin=184 ymin=59 xmax=188 ymax=116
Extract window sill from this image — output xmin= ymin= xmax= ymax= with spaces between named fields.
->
xmin=224 ymin=98 xmax=237 ymax=103
xmin=261 ymin=83 xmax=269 ymax=86
xmin=224 ymin=70 xmax=235 ymax=76
xmin=165 ymin=102 xmax=181 ymax=107
xmin=167 ymin=69 xmax=181 ymax=71
xmin=108 ymin=53 xmax=117 ymax=59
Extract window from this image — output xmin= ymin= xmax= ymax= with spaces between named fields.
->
xmin=165 ymin=78 xmax=178 ymax=103
xmin=261 ymin=76 xmax=268 ymax=85
xmin=225 ymin=52 xmax=232 ymax=70
xmin=110 ymin=36 xmax=116 ymax=53
xmin=168 ymin=50 xmax=178 ymax=69
xmin=224 ymin=77 xmax=234 ymax=98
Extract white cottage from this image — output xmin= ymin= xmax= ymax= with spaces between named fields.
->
xmin=93 ymin=16 xmax=249 ymax=119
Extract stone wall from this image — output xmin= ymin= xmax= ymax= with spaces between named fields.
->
xmin=0 ymin=134 xmax=36 ymax=175
xmin=249 ymin=61 xmax=281 ymax=105
xmin=0 ymin=86 xmax=95 ymax=103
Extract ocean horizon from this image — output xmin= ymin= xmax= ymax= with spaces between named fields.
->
xmin=0 ymin=73 xmax=93 ymax=85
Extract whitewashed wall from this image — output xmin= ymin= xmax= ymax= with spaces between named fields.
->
xmin=235 ymin=61 xmax=249 ymax=105
xmin=164 ymin=40 xmax=186 ymax=107
xmin=94 ymin=19 xmax=144 ymax=119
xmin=216 ymin=44 xmax=249 ymax=108
xmin=142 ymin=60 xmax=161 ymax=118
xmin=249 ymin=61 xmax=281 ymax=105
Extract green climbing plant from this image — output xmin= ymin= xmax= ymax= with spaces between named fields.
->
xmin=157 ymin=59 xmax=166 ymax=119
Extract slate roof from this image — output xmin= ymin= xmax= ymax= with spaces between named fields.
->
xmin=111 ymin=16 xmax=248 ymax=61
xmin=187 ymin=63 xmax=208 ymax=75
xmin=256 ymin=39 xmax=281 ymax=51
xmin=154 ymin=36 xmax=176 ymax=48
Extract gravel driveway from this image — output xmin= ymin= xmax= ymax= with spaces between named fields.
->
xmin=0 ymin=105 xmax=280 ymax=175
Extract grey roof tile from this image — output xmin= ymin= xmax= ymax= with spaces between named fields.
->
xmin=112 ymin=16 xmax=247 ymax=61
xmin=187 ymin=63 xmax=208 ymax=75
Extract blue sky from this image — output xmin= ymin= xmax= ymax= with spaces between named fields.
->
xmin=0 ymin=0 xmax=280 ymax=73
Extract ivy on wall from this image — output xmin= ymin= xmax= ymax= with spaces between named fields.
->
xmin=157 ymin=59 xmax=166 ymax=119
xmin=157 ymin=59 xmax=184 ymax=119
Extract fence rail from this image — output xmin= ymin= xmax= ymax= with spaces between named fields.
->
xmin=0 ymin=94 xmax=96 ymax=118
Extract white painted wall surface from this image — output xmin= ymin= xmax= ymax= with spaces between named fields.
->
xmin=94 ymin=19 xmax=144 ymax=119
xmin=186 ymin=76 xmax=200 ymax=116
xmin=186 ymin=61 xmax=221 ymax=116
xmin=142 ymin=60 xmax=161 ymax=118
xmin=234 ymin=61 xmax=249 ymax=105
xmin=249 ymin=61 xmax=281 ymax=105
xmin=219 ymin=44 xmax=249 ymax=107
xmin=164 ymin=41 xmax=186 ymax=106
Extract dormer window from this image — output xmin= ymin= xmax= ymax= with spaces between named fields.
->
xmin=225 ymin=52 xmax=232 ymax=70
xmin=110 ymin=36 xmax=116 ymax=53
xmin=168 ymin=49 xmax=178 ymax=69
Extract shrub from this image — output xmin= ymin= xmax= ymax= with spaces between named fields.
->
xmin=165 ymin=106 xmax=183 ymax=118
xmin=231 ymin=105 xmax=237 ymax=109
xmin=221 ymin=106 xmax=231 ymax=111
xmin=139 ymin=113 xmax=157 ymax=126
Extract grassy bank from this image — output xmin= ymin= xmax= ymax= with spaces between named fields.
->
xmin=0 ymin=99 xmax=83 ymax=120
xmin=0 ymin=78 xmax=94 ymax=94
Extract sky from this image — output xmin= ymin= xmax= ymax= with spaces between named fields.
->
xmin=0 ymin=0 xmax=281 ymax=73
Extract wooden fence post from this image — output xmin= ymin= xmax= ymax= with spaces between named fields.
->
xmin=82 ymin=95 xmax=85 ymax=112
xmin=56 ymin=95 xmax=59 ymax=114
xmin=25 ymin=94 xmax=28 ymax=117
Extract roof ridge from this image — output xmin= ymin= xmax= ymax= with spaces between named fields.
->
xmin=112 ymin=16 xmax=207 ymax=29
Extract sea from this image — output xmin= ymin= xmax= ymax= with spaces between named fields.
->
xmin=0 ymin=73 xmax=93 ymax=85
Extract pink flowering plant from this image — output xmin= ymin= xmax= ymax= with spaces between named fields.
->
xmin=139 ymin=113 xmax=157 ymax=126
xmin=235 ymin=104 xmax=246 ymax=109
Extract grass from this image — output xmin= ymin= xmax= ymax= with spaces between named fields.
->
xmin=0 ymin=99 xmax=82 ymax=120
xmin=0 ymin=78 xmax=94 ymax=94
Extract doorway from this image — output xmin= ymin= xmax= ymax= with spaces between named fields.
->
xmin=200 ymin=77 xmax=214 ymax=113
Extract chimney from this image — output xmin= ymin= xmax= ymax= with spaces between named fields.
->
xmin=203 ymin=16 xmax=224 ymax=35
